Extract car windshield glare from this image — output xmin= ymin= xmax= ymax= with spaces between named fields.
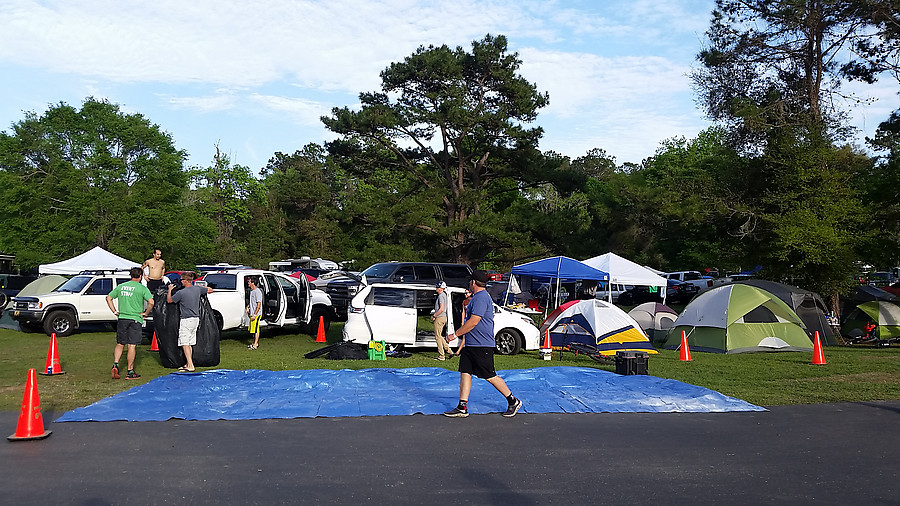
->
xmin=361 ymin=264 xmax=397 ymax=278
xmin=202 ymin=274 xmax=237 ymax=290
xmin=56 ymin=276 xmax=92 ymax=293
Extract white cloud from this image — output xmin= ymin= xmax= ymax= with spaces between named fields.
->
xmin=249 ymin=94 xmax=331 ymax=127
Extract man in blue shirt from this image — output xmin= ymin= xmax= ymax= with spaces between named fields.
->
xmin=444 ymin=270 xmax=522 ymax=418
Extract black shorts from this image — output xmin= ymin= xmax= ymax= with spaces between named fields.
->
xmin=458 ymin=346 xmax=497 ymax=380
xmin=147 ymin=278 xmax=163 ymax=293
xmin=116 ymin=319 xmax=143 ymax=345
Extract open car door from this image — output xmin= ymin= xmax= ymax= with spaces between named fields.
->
xmin=363 ymin=286 xmax=417 ymax=345
xmin=262 ymin=272 xmax=285 ymax=324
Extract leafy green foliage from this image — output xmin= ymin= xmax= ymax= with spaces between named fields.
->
xmin=0 ymin=98 xmax=195 ymax=269
xmin=322 ymin=34 xmax=551 ymax=265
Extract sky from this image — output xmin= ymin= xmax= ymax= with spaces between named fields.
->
xmin=1 ymin=0 xmax=898 ymax=172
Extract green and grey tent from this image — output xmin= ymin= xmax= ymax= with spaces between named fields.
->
xmin=841 ymin=301 xmax=900 ymax=340
xmin=664 ymin=284 xmax=813 ymax=354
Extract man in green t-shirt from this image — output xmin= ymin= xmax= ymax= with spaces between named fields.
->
xmin=106 ymin=267 xmax=154 ymax=380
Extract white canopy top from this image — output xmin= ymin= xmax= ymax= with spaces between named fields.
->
xmin=39 ymin=246 xmax=140 ymax=275
xmin=582 ymin=252 xmax=667 ymax=287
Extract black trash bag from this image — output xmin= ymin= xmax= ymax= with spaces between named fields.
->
xmin=325 ymin=342 xmax=368 ymax=360
xmin=152 ymin=285 xmax=221 ymax=369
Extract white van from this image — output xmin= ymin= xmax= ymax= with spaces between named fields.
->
xmin=342 ymin=283 xmax=540 ymax=355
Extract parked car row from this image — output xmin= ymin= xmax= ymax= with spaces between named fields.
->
xmin=617 ymin=279 xmax=701 ymax=306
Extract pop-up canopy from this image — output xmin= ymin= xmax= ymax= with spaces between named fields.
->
xmin=510 ymin=256 xmax=609 ymax=310
xmin=39 ymin=246 xmax=139 ymax=275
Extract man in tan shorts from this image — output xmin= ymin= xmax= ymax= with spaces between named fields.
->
xmin=142 ymin=248 xmax=165 ymax=293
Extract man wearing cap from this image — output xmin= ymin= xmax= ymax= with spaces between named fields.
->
xmin=444 ymin=269 xmax=522 ymax=418
xmin=432 ymin=281 xmax=454 ymax=360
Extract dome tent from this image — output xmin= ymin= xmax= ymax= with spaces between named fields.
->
xmin=733 ymin=279 xmax=838 ymax=345
xmin=628 ymin=302 xmax=679 ymax=343
xmin=664 ymin=284 xmax=813 ymax=354
xmin=842 ymin=301 xmax=900 ymax=340
xmin=539 ymin=299 xmax=656 ymax=356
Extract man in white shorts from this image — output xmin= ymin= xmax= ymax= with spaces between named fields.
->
xmin=167 ymin=272 xmax=213 ymax=372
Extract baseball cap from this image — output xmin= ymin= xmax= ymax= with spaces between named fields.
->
xmin=436 ymin=281 xmax=447 ymax=289
xmin=471 ymin=270 xmax=489 ymax=283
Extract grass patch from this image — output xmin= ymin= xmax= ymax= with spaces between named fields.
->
xmin=1 ymin=325 xmax=900 ymax=412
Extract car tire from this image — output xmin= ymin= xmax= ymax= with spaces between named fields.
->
xmin=0 ymin=293 xmax=7 ymax=311
xmin=44 ymin=310 xmax=75 ymax=337
xmin=495 ymin=328 xmax=522 ymax=355
xmin=305 ymin=306 xmax=331 ymax=336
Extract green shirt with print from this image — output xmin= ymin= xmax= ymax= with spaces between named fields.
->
xmin=108 ymin=280 xmax=153 ymax=322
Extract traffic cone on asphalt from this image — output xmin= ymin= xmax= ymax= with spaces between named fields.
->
xmin=8 ymin=369 xmax=52 ymax=441
xmin=38 ymin=333 xmax=65 ymax=376
xmin=812 ymin=331 xmax=827 ymax=365
xmin=679 ymin=330 xmax=692 ymax=362
xmin=315 ymin=316 xmax=327 ymax=343
xmin=540 ymin=329 xmax=552 ymax=360
xmin=149 ymin=332 xmax=159 ymax=352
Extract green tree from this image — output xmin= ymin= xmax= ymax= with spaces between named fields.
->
xmin=0 ymin=98 xmax=196 ymax=268
xmin=322 ymin=34 xmax=549 ymax=265
xmin=191 ymin=146 xmax=264 ymax=263
xmin=692 ymin=1 xmax=877 ymax=308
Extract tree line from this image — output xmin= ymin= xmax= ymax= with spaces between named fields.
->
xmin=1 ymin=1 xmax=899 ymax=312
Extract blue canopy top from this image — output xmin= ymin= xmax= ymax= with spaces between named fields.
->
xmin=511 ymin=256 xmax=609 ymax=281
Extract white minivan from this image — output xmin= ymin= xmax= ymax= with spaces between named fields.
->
xmin=342 ymin=283 xmax=540 ymax=355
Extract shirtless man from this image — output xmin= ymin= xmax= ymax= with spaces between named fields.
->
xmin=142 ymin=248 xmax=165 ymax=293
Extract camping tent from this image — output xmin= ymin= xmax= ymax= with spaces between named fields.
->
xmin=510 ymin=256 xmax=608 ymax=310
xmin=39 ymin=246 xmax=139 ymax=275
xmin=664 ymin=284 xmax=813 ymax=354
xmin=15 ymin=275 xmax=68 ymax=297
xmin=628 ymin=302 xmax=679 ymax=343
xmin=734 ymin=279 xmax=839 ymax=345
xmin=582 ymin=252 xmax=667 ymax=303
xmin=852 ymin=285 xmax=897 ymax=302
xmin=539 ymin=299 xmax=656 ymax=355
xmin=842 ymin=301 xmax=900 ymax=340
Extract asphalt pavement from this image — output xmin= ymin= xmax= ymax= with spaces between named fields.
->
xmin=2 ymin=401 xmax=900 ymax=505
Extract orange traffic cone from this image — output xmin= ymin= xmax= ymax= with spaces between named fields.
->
xmin=8 ymin=369 xmax=52 ymax=441
xmin=540 ymin=329 xmax=552 ymax=360
xmin=315 ymin=316 xmax=327 ymax=343
xmin=39 ymin=333 xmax=65 ymax=376
xmin=149 ymin=332 xmax=159 ymax=352
xmin=679 ymin=330 xmax=692 ymax=362
xmin=812 ymin=330 xmax=826 ymax=365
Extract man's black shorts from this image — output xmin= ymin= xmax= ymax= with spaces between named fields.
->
xmin=147 ymin=278 xmax=163 ymax=293
xmin=458 ymin=346 xmax=497 ymax=380
xmin=116 ymin=319 xmax=142 ymax=345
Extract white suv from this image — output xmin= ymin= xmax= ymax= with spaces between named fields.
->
xmin=342 ymin=283 xmax=540 ymax=355
xmin=201 ymin=269 xmax=333 ymax=334
xmin=665 ymin=271 xmax=715 ymax=292
xmin=10 ymin=270 xmax=138 ymax=336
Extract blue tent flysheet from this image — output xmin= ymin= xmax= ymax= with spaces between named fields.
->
xmin=55 ymin=366 xmax=764 ymax=422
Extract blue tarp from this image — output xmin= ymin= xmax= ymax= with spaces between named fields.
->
xmin=56 ymin=367 xmax=764 ymax=422
xmin=511 ymin=256 xmax=609 ymax=282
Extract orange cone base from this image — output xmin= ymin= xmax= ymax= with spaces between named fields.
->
xmin=8 ymin=430 xmax=52 ymax=441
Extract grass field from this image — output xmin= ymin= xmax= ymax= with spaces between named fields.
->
xmin=2 ymin=323 xmax=900 ymax=412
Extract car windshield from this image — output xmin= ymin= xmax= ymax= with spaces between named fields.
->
xmin=361 ymin=264 xmax=397 ymax=278
xmin=55 ymin=276 xmax=92 ymax=293
xmin=203 ymin=274 xmax=237 ymax=290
